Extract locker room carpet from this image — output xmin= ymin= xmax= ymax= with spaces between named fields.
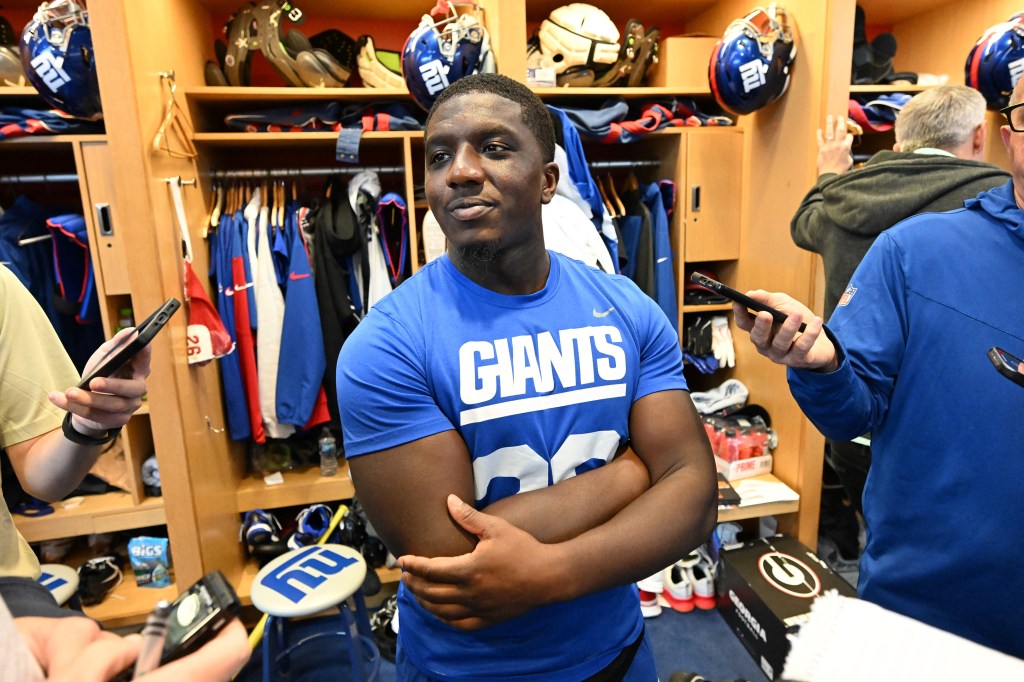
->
xmin=236 ymin=605 xmax=770 ymax=681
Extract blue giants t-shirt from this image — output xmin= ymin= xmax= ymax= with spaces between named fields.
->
xmin=338 ymin=251 xmax=687 ymax=680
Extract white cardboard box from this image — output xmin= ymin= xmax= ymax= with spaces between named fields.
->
xmin=716 ymin=454 xmax=773 ymax=481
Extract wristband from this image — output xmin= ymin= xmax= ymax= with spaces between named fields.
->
xmin=61 ymin=412 xmax=121 ymax=446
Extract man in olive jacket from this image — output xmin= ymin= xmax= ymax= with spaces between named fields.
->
xmin=790 ymin=85 xmax=1009 ymax=562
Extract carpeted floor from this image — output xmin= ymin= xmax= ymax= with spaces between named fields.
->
xmin=236 ymin=604 xmax=770 ymax=682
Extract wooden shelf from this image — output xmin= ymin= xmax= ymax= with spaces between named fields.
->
xmin=0 ymin=134 xmax=106 ymax=146
xmin=849 ymin=84 xmax=934 ymax=94
xmin=236 ymin=465 xmax=356 ymax=512
xmin=682 ymin=303 xmax=732 ymax=314
xmin=49 ymin=543 xmax=177 ymax=629
xmin=532 ymin=86 xmax=712 ymax=98
xmin=83 ymin=578 xmax=178 ymax=630
xmin=717 ymin=473 xmax=799 ymax=523
xmin=193 ymin=130 xmax=422 ymax=146
xmin=0 ymin=86 xmax=42 ymax=97
xmin=15 ymin=492 xmax=165 ymax=543
xmin=185 ymin=86 xmax=411 ymax=103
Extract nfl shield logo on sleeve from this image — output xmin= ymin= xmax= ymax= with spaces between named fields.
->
xmin=838 ymin=285 xmax=857 ymax=307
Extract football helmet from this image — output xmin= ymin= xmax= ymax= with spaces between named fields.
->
xmin=535 ymin=3 xmax=620 ymax=86
xmin=220 ymin=1 xmax=352 ymax=88
xmin=709 ymin=4 xmax=796 ymax=116
xmin=20 ymin=0 xmax=101 ymax=119
xmin=402 ymin=2 xmax=495 ymax=110
xmin=965 ymin=13 xmax=1024 ymax=109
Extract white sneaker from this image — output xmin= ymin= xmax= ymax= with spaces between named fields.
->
xmin=662 ymin=562 xmax=695 ymax=613
xmin=637 ymin=570 xmax=664 ymax=618
xmin=685 ymin=546 xmax=717 ymax=610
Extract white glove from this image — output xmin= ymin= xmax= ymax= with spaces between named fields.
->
xmin=711 ymin=316 xmax=735 ymax=368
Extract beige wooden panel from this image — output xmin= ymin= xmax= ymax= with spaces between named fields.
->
xmin=684 ymin=130 xmax=743 ymax=262
xmin=77 ymin=142 xmax=132 ymax=295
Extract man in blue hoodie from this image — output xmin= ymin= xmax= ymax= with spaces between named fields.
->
xmin=731 ymin=80 xmax=1024 ymax=659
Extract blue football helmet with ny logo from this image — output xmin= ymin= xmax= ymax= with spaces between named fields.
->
xmin=402 ymin=1 xmax=495 ymax=111
xmin=20 ymin=0 xmax=101 ymax=120
xmin=965 ymin=13 xmax=1024 ymax=110
xmin=709 ymin=3 xmax=796 ymax=116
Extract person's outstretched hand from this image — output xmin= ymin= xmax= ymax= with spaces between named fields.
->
xmin=48 ymin=327 xmax=153 ymax=436
xmin=398 ymin=494 xmax=562 ymax=630
xmin=732 ymin=291 xmax=838 ymax=372
xmin=16 ymin=615 xmax=250 ymax=681
xmin=816 ymin=114 xmax=854 ymax=176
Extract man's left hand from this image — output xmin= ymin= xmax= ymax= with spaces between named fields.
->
xmin=816 ymin=114 xmax=854 ymax=176
xmin=398 ymin=495 xmax=562 ymax=630
xmin=48 ymin=327 xmax=152 ymax=436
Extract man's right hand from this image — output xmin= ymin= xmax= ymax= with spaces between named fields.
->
xmin=732 ymin=291 xmax=838 ymax=373
xmin=816 ymin=114 xmax=854 ymax=176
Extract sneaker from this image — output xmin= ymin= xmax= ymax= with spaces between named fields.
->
xmin=685 ymin=546 xmax=717 ymax=611
xmin=636 ymin=571 xmax=664 ymax=618
xmin=77 ymin=556 xmax=122 ymax=606
xmin=638 ymin=589 xmax=662 ymax=618
xmin=239 ymin=509 xmax=282 ymax=552
xmin=662 ymin=561 xmax=696 ymax=613
xmin=371 ymin=594 xmax=399 ymax=663
xmin=287 ymin=504 xmax=336 ymax=550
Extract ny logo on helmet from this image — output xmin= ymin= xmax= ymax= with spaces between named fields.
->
xmin=30 ymin=52 xmax=70 ymax=93
xmin=419 ymin=59 xmax=449 ymax=96
xmin=739 ymin=59 xmax=767 ymax=93
xmin=1009 ymin=57 xmax=1024 ymax=86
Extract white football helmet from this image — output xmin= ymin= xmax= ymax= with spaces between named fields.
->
xmin=537 ymin=3 xmax=620 ymax=75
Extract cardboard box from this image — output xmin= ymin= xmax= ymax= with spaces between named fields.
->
xmin=715 ymin=453 xmax=772 ymax=481
xmin=647 ymin=35 xmax=720 ymax=89
xmin=716 ymin=535 xmax=858 ymax=680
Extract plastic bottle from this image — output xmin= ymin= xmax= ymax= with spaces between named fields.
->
xmin=318 ymin=428 xmax=338 ymax=477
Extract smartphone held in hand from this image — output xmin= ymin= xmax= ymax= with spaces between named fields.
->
xmin=77 ymin=298 xmax=181 ymax=390
xmin=988 ymin=346 xmax=1024 ymax=388
xmin=688 ymin=273 xmax=807 ymax=333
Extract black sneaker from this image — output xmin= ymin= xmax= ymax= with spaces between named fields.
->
xmin=77 ymin=556 xmax=122 ymax=606
xmin=370 ymin=594 xmax=398 ymax=663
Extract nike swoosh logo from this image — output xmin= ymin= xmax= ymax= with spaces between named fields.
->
xmin=289 ymin=272 xmax=311 ymax=280
xmin=656 ymin=257 xmax=669 ymax=264
xmin=593 ymin=306 xmax=615 ymax=318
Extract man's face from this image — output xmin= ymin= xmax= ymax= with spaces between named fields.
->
xmin=424 ymin=92 xmax=557 ymax=261
xmin=1002 ymin=112 xmax=1024 ymax=207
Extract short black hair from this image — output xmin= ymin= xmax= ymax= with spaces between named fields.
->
xmin=425 ymin=73 xmax=556 ymax=163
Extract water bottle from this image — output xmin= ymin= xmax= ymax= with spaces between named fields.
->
xmin=318 ymin=428 xmax=338 ymax=477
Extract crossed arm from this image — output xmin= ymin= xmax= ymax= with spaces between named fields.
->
xmin=349 ymin=388 xmax=717 ymax=629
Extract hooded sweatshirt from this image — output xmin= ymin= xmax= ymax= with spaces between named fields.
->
xmin=787 ymin=180 xmax=1024 ymax=658
xmin=791 ymin=150 xmax=1009 ymax=319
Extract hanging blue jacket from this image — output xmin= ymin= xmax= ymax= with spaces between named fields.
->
xmin=212 ymin=211 xmax=251 ymax=440
xmin=277 ymin=202 xmax=327 ymax=427
xmin=642 ymin=181 xmax=679 ymax=335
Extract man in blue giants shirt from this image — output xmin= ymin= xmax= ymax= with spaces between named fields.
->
xmin=337 ymin=73 xmax=717 ymax=680
xmin=730 ymin=79 xmax=1024 ymax=660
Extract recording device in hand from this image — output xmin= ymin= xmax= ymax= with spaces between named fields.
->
xmin=688 ymin=273 xmax=807 ymax=332
xmin=77 ymin=298 xmax=181 ymax=390
xmin=988 ymin=346 xmax=1024 ymax=388
xmin=112 ymin=570 xmax=241 ymax=682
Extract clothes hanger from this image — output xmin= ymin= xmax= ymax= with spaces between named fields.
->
xmin=205 ymin=183 xmax=223 ymax=238
xmin=275 ymin=180 xmax=285 ymax=230
xmin=622 ymin=171 xmax=639 ymax=194
xmin=596 ymin=173 xmax=617 ymax=218
xmin=152 ymin=71 xmax=198 ymax=159
xmin=605 ymin=173 xmax=626 ymax=218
